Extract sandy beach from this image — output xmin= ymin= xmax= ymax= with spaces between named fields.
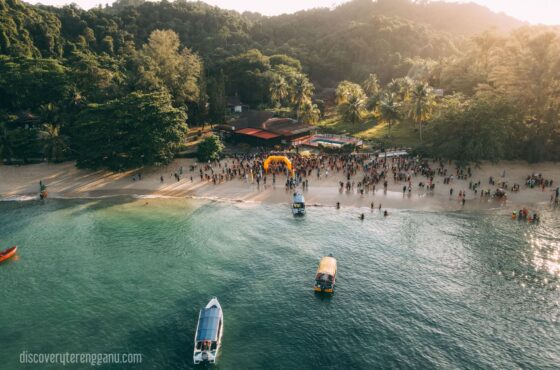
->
xmin=0 ymin=158 xmax=558 ymax=211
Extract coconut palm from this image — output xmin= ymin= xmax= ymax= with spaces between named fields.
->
xmin=335 ymin=81 xmax=364 ymax=105
xmin=39 ymin=103 xmax=60 ymax=123
xmin=387 ymin=77 xmax=413 ymax=102
xmin=407 ymin=82 xmax=434 ymax=144
xmin=291 ymin=74 xmax=314 ymax=121
xmin=339 ymin=93 xmax=366 ymax=124
xmin=362 ymin=73 xmax=380 ymax=97
xmin=379 ymin=92 xmax=400 ymax=139
xmin=270 ymin=76 xmax=289 ymax=107
xmin=39 ymin=123 xmax=67 ymax=162
xmin=299 ymin=101 xmax=321 ymax=125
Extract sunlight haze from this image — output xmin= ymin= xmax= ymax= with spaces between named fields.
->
xmin=26 ymin=0 xmax=560 ymax=25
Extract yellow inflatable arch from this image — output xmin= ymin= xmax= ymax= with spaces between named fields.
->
xmin=263 ymin=156 xmax=294 ymax=176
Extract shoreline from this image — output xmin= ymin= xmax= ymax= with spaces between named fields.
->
xmin=0 ymin=159 xmax=558 ymax=212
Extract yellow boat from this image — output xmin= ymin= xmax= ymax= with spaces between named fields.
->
xmin=314 ymin=255 xmax=337 ymax=293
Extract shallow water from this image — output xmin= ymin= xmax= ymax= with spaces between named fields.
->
xmin=0 ymin=198 xmax=559 ymax=369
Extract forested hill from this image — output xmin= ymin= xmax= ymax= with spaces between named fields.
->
xmin=2 ymin=0 xmax=559 ymax=167
xmin=1 ymin=0 xmax=525 ymax=85
xmin=251 ymin=0 xmax=524 ymax=84
xmin=351 ymin=0 xmax=524 ymax=36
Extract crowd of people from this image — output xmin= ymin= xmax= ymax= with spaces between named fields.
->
xmin=147 ymin=151 xmax=557 ymax=216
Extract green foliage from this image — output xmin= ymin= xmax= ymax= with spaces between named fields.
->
xmin=1 ymin=0 xmax=559 ymax=166
xmin=0 ymin=56 xmax=70 ymax=110
xmin=72 ymin=91 xmax=187 ymax=170
xmin=196 ymin=135 xmax=224 ymax=162
xmin=406 ymin=82 xmax=435 ymax=143
xmin=362 ymin=74 xmax=380 ymax=98
xmin=269 ymin=75 xmax=289 ymax=107
xmin=292 ymin=74 xmax=314 ymax=120
xmin=428 ymin=95 xmax=519 ymax=163
xmin=299 ymin=102 xmax=321 ymax=125
xmin=378 ymin=92 xmax=400 ymax=139
xmin=336 ymin=81 xmax=366 ymax=124
xmin=135 ymin=29 xmax=202 ymax=111
xmin=0 ymin=0 xmax=63 ymax=58
xmin=39 ymin=123 xmax=68 ymax=162
xmin=436 ymin=28 xmax=560 ymax=162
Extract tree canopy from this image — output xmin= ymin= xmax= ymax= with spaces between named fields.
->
xmin=1 ymin=0 xmax=559 ymax=166
xmin=72 ymin=91 xmax=187 ymax=170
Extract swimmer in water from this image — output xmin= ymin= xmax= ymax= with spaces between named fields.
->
xmin=336 ymin=202 xmax=340 ymax=209
xmin=360 ymin=213 xmax=365 ymax=220
xmin=384 ymin=210 xmax=388 ymax=217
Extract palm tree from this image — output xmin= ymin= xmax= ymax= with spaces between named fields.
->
xmin=270 ymin=76 xmax=289 ymax=107
xmin=407 ymin=82 xmax=434 ymax=144
xmin=39 ymin=123 xmax=67 ymax=162
xmin=299 ymin=102 xmax=321 ymax=125
xmin=362 ymin=73 xmax=380 ymax=97
xmin=39 ymin=103 xmax=57 ymax=121
xmin=379 ymin=92 xmax=399 ymax=139
xmin=291 ymin=74 xmax=314 ymax=121
xmin=387 ymin=77 xmax=413 ymax=102
xmin=339 ymin=94 xmax=366 ymax=124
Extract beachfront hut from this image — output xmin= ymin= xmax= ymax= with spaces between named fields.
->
xmin=228 ymin=111 xmax=316 ymax=147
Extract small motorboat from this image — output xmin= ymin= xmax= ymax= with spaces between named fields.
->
xmin=292 ymin=192 xmax=306 ymax=216
xmin=314 ymin=254 xmax=337 ymax=294
xmin=193 ymin=297 xmax=223 ymax=364
xmin=0 ymin=246 xmax=17 ymax=263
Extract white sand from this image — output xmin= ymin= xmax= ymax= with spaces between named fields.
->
xmin=0 ymin=159 xmax=558 ymax=211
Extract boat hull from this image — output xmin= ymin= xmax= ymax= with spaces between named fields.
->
xmin=0 ymin=246 xmax=17 ymax=263
xmin=292 ymin=208 xmax=306 ymax=216
xmin=314 ymin=286 xmax=334 ymax=294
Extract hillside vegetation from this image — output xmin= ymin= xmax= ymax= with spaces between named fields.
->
xmin=0 ymin=0 xmax=559 ymax=168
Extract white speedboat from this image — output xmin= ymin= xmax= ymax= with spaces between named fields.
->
xmin=292 ymin=192 xmax=306 ymax=216
xmin=193 ymin=298 xmax=223 ymax=364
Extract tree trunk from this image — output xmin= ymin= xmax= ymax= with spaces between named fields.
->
xmin=419 ymin=120 xmax=423 ymax=144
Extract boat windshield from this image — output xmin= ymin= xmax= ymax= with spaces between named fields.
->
xmin=316 ymin=273 xmax=333 ymax=282
xmin=293 ymin=203 xmax=305 ymax=209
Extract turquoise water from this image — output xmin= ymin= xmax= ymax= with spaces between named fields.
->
xmin=1 ymin=198 xmax=559 ymax=369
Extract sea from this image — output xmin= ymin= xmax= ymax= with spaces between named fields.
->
xmin=0 ymin=197 xmax=559 ymax=369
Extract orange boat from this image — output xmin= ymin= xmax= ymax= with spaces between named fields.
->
xmin=0 ymin=246 xmax=17 ymax=263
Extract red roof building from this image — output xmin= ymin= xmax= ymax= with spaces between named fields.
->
xmin=227 ymin=110 xmax=316 ymax=146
